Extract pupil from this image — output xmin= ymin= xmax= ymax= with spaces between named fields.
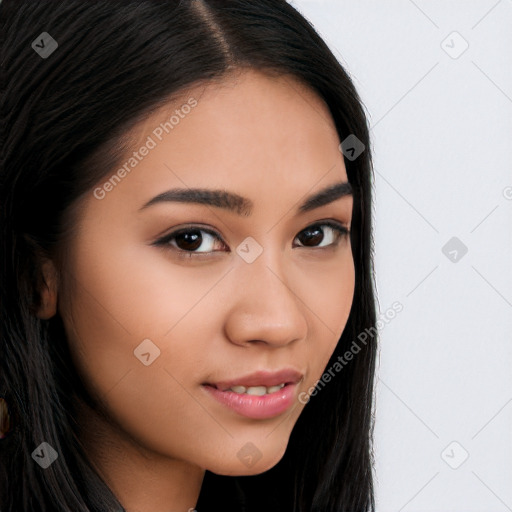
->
xmin=177 ymin=231 xmax=202 ymax=251
xmin=300 ymin=227 xmax=323 ymax=246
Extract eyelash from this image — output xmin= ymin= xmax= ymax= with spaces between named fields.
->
xmin=152 ymin=221 xmax=350 ymax=259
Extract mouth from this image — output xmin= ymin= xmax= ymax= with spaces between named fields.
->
xmin=203 ymin=368 xmax=303 ymax=393
xmin=209 ymin=382 xmax=288 ymax=395
xmin=201 ymin=369 xmax=303 ymax=420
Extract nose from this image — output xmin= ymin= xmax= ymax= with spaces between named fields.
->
xmin=223 ymin=249 xmax=309 ymax=348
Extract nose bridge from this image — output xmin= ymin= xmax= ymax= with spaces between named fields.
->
xmin=242 ymin=233 xmax=295 ymax=298
xmin=225 ymin=240 xmax=308 ymax=346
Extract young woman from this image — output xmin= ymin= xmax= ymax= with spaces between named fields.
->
xmin=0 ymin=1 xmax=377 ymax=510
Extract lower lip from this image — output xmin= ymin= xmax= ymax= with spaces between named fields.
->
xmin=202 ymin=383 xmax=297 ymax=420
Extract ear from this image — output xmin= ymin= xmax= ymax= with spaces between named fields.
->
xmin=35 ymin=260 xmax=59 ymax=320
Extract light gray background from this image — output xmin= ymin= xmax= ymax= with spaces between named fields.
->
xmin=289 ymin=1 xmax=512 ymax=511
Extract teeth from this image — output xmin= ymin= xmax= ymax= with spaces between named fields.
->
xmin=226 ymin=383 xmax=286 ymax=395
xmin=246 ymin=386 xmax=267 ymax=396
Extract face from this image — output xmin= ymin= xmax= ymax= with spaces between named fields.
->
xmin=57 ymin=69 xmax=355 ymax=476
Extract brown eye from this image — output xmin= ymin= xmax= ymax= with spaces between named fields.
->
xmin=294 ymin=222 xmax=349 ymax=249
xmin=174 ymin=230 xmax=203 ymax=251
xmin=154 ymin=227 xmax=227 ymax=255
xmin=153 ymin=221 xmax=349 ymax=259
xmin=297 ymin=226 xmax=324 ymax=247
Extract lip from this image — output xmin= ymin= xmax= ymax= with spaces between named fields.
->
xmin=206 ymin=369 xmax=303 ymax=392
xmin=202 ymin=369 xmax=303 ymax=420
xmin=202 ymin=383 xmax=298 ymax=420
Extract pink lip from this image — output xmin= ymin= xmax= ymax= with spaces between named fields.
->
xmin=202 ymin=369 xmax=303 ymax=420
xmin=207 ymin=369 xmax=303 ymax=391
xmin=202 ymin=383 xmax=298 ymax=420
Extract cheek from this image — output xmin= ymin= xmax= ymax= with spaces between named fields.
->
xmin=59 ymin=272 xmax=221 ymax=464
xmin=59 ymin=244 xmax=218 ymax=399
xmin=304 ymin=250 xmax=355 ymax=382
xmin=58 ymin=238 xmax=250 ymax=464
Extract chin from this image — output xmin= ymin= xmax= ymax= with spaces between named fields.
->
xmin=203 ymin=441 xmax=287 ymax=477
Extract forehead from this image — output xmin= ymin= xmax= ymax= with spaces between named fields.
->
xmin=127 ymin=68 xmax=341 ymax=166
xmin=86 ymin=68 xmax=348 ymax=220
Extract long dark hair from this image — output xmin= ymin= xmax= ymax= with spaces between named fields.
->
xmin=0 ymin=0 xmax=377 ymax=510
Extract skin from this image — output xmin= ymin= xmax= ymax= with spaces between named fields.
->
xmin=37 ymin=69 xmax=355 ymax=512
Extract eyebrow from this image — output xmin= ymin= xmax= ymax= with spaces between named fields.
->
xmin=139 ymin=181 xmax=352 ymax=216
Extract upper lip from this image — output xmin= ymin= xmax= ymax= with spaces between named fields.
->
xmin=205 ymin=368 xmax=304 ymax=391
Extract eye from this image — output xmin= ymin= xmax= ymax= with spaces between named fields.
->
xmin=152 ymin=221 xmax=350 ymax=258
xmin=153 ymin=226 xmax=226 ymax=257
xmin=293 ymin=221 xmax=350 ymax=249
